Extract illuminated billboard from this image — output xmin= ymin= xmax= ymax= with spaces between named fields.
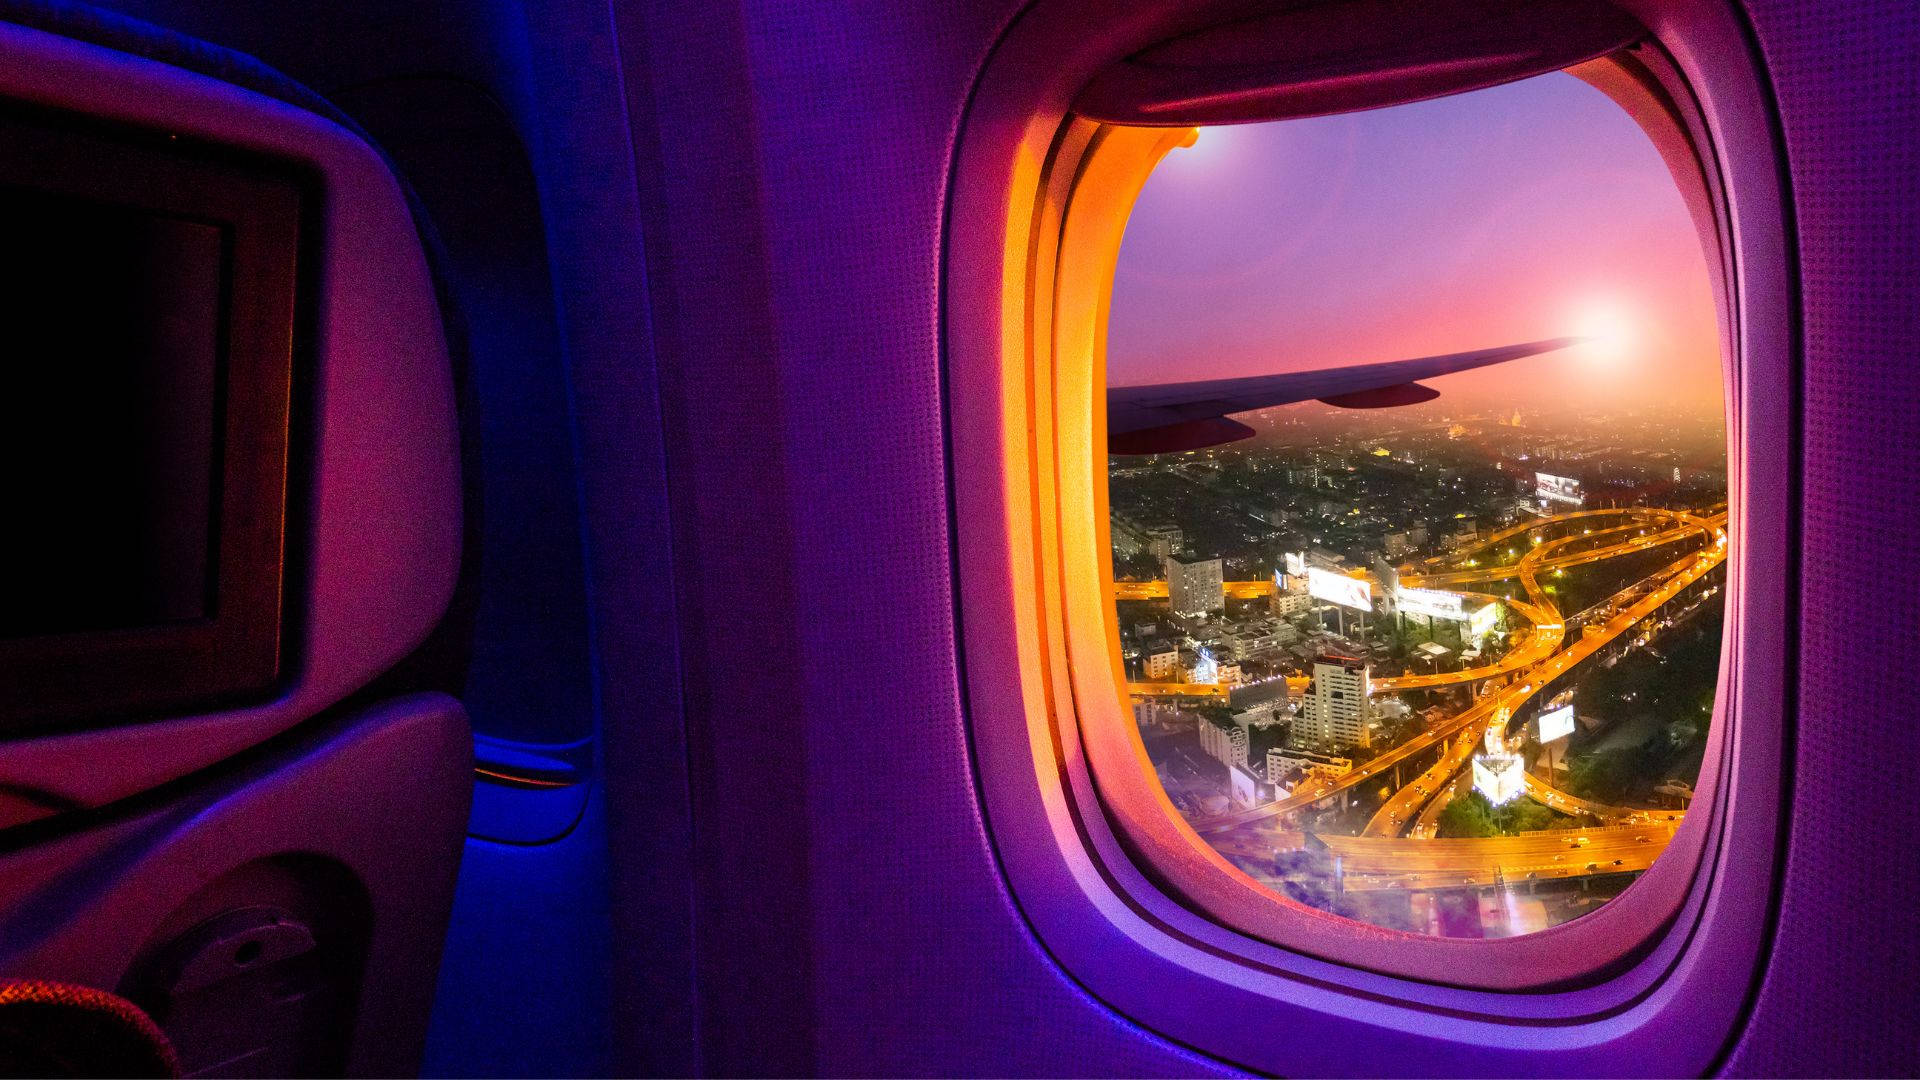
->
xmin=1536 ymin=471 xmax=1585 ymax=505
xmin=1307 ymin=567 xmax=1372 ymax=611
xmin=1472 ymin=753 xmax=1525 ymax=805
xmin=1468 ymin=601 xmax=1501 ymax=638
xmin=1192 ymin=646 xmax=1219 ymax=685
xmin=1395 ymin=586 xmax=1468 ymax=621
xmin=1284 ymin=551 xmax=1306 ymax=577
xmin=1537 ymin=704 xmax=1576 ymax=742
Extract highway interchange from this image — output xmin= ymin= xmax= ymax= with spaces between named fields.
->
xmin=1120 ymin=505 xmax=1727 ymax=892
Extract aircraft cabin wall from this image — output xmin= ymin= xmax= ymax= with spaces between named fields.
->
xmin=0 ymin=0 xmax=1913 ymax=1075
xmin=600 ymin=0 xmax=1918 ymax=1074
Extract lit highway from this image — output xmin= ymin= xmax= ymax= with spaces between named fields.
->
xmin=1519 ymin=774 xmax=1682 ymax=825
xmin=1398 ymin=521 xmax=1702 ymax=588
xmin=1360 ymin=540 xmax=1720 ymax=840
xmin=1363 ymin=717 xmax=1492 ymax=837
xmin=1410 ymin=769 xmax=1471 ymax=839
xmin=1208 ymin=820 xmax=1682 ymax=892
xmin=1123 ymin=506 xmax=1723 ymax=701
xmin=1410 ymin=506 xmax=1691 ymax=571
xmin=1361 ymin=513 xmax=1721 ymax=837
xmin=1187 ymin=506 xmax=1727 ymax=836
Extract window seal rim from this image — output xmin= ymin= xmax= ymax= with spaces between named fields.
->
xmin=940 ymin=0 xmax=1793 ymax=1068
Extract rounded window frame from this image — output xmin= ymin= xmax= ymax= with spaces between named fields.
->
xmin=945 ymin=0 xmax=1795 ymax=1071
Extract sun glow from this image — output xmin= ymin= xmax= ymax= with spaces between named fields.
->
xmin=1570 ymin=297 xmax=1639 ymax=363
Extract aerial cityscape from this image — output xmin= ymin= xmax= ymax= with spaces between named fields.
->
xmin=1107 ymin=73 xmax=1726 ymax=938
xmin=1111 ymin=402 xmax=1725 ymax=937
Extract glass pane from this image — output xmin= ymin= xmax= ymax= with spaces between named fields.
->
xmin=1108 ymin=71 xmax=1726 ymax=938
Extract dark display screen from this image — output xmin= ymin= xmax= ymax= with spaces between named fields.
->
xmin=0 ymin=187 xmax=225 ymax=636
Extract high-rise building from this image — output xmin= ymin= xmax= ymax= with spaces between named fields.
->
xmin=1164 ymin=555 xmax=1224 ymax=616
xmin=1198 ymin=713 xmax=1249 ymax=770
xmin=1299 ymin=654 xmax=1371 ymax=749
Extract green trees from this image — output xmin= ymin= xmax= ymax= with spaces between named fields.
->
xmin=1437 ymin=792 xmax=1498 ymax=838
xmin=1435 ymin=790 xmax=1574 ymax=838
xmin=1566 ymin=748 xmax=1640 ymax=804
xmin=1503 ymin=799 xmax=1564 ymax=833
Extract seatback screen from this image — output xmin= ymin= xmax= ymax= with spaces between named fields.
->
xmin=0 ymin=188 xmax=225 ymax=636
xmin=0 ymin=107 xmax=301 ymax=730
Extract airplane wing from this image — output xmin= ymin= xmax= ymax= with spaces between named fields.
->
xmin=1106 ymin=337 xmax=1584 ymax=454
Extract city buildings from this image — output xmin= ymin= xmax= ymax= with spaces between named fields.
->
xmin=1268 ymin=585 xmax=1314 ymax=620
xmin=1142 ymin=523 xmax=1183 ymax=561
xmin=1198 ymin=713 xmax=1248 ymax=769
xmin=1142 ymin=639 xmax=1178 ymax=680
xmin=1266 ymin=747 xmax=1353 ymax=791
xmin=1298 ymin=654 xmax=1371 ymax=749
xmin=1164 ymin=555 xmax=1224 ymax=616
xmin=1106 ymin=403 xmax=1729 ymax=939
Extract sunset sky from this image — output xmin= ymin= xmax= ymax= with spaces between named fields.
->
xmin=1107 ymin=71 xmax=1724 ymax=422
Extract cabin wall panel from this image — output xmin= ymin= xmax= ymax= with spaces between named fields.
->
xmin=1723 ymin=1 xmax=1920 ymax=1075
xmin=618 ymin=0 xmax=1233 ymax=1073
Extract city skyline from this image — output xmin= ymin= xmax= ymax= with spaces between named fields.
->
xmin=1108 ymin=71 xmax=1723 ymax=424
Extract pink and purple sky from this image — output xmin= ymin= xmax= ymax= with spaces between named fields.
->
xmin=1108 ymin=71 xmax=1723 ymax=422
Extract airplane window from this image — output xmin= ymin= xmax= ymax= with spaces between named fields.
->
xmin=1106 ymin=71 xmax=1726 ymax=938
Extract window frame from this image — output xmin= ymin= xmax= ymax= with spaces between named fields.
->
xmin=944 ymin=0 xmax=1795 ymax=1071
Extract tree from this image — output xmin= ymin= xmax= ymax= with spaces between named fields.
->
xmin=1438 ymin=790 xmax=1569 ymax=837
xmin=1437 ymin=792 xmax=1498 ymax=838
xmin=1502 ymin=799 xmax=1562 ymax=834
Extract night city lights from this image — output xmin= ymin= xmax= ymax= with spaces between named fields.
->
xmin=1110 ymin=71 xmax=1725 ymax=939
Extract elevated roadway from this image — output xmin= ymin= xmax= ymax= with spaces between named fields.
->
xmin=1121 ymin=508 xmax=1722 ymax=702
xmin=1210 ymin=820 xmax=1683 ymax=893
xmin=1363 ymin=541 xmax=1721 ymax=837
xmin=1194 ymin=531 xmax=1725 ymax=834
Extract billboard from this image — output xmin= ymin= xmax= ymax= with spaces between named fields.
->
xmin=1284 ymin=551 xmax=1306 ymax=577
xmin=1536 ymin=471 xmax=1585 ymax=505
xmin=1229 ymin=763 xmax=1263 ymax=809
xmin=1307 ymin=567 xmax=1372 ymax=611
xmin=1472 ymin=753 xmax=1525 ymax=805
xmin=1396 ymin=586 xmax=1468 ymax=621
xmin=1468 ymin=601 xmax=1501 ymax=638
xmin=1191 ymin=646 xmax=1219 ymax=685
xmin=1538 ymin=704 xmax=1576 ymax=742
